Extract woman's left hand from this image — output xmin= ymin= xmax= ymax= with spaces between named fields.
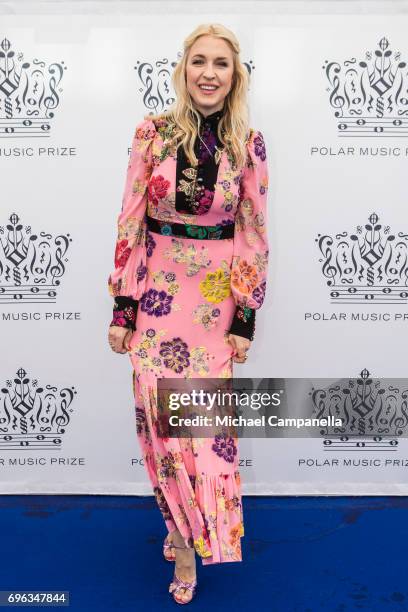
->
xmin=227 ymin=333 xmax=251 ymax=363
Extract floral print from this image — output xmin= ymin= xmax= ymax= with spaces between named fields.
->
xmin=163 ymin=239 xmax=211 ymax=276
xmin=114 ymin=239 xmax=132 ymax=269
xmin=185 ymin=346 xmax=211 ymax=378
xmin=108 ymin=108 xmax=269 ymax=563
xmin=132 ymin=328 xmax=167 ymax=376
xmin=212 ymin=433 xmax=238 ymax=463
xmin=140 ymin=288 xmax=173 ymax=317
xmin=192 ymin=304 xmax=221 ymax=330
xmin=178 ymin=166 xmax=215 ymax=215
xmin=253 ymin=132 xmax=267 ymax=161
xmin=253 ymin=279 xmax=266 ymax=306
xmin=130 ymin=326 xmax=213 ymax=380
xmin=159 ymin=337 xmax=190 ymax=373
xmin=146 ymin=232 xmax=156 ymax=257
xmin=135 ymin=406 xmax=147 ymax=436
xmin=150 ymin=269 xmax=181 ymax=308
xmin=111 ymin=306 xmax=135 ymax=327
xmin=216 ymin=169 xmax=241 ymax=215
xmin=157 ymin=450 xmax=181 ymax=480
xmin=111 ymin=296 xmax=139 ymax=330
xmin=231 ymin=260 xmax=259 ymax=296
xmin=153 ymin=486 xmax=173 ymax=522
xmin=148 ymin=174 xmax=170 ymax=204
xmin=136 ymin=262 xmax=147 ymax=282
xmin=199 ymin=261 xmax=231 ymax=303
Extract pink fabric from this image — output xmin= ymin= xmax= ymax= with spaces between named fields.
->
xmin=108 ymin=117 xmax=269 ymax=564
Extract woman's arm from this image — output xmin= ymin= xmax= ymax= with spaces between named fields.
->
xmin=228 ymin=128 xmax=269 ymax=342
xmin=108 ymin=118 xmax=156 ymax=331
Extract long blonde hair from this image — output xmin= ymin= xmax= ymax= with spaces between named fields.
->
xmin=145 ymin=23 xmax=250 ymax=169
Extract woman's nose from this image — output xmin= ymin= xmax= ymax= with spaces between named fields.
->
xmin=202 ymin=65 xmax=216 ymax=78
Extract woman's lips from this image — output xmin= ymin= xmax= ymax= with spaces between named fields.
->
xmin=198 ymin=84 xmax=219 ymax=95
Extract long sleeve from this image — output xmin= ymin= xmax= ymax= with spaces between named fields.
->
xmin=108 ymin=118 xmax=156 ymax=331
xmin=228 ymin=129 xmax=269 ymax=341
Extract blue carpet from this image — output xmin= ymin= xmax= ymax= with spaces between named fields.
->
xmin=0 ymin=495 xmax=407 ymax=611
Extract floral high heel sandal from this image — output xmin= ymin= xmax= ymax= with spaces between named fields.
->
xmin=163 ymin=534 xmax=176 ymax=562
xmin=168 ymin=543 xmax=198 ymax=605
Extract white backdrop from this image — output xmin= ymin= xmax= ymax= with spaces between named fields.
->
xmin=1 ymin=0 xmax=408 ymax=494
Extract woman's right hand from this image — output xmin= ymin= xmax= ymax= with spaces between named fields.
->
xmin=108 ymin=325 xmax=133 ymax=354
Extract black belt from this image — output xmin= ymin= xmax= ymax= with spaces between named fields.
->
xmin=145 ymin=215 xmax=234 ymax=240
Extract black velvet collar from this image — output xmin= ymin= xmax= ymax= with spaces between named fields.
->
xmin=196 ymin=106 xmax=225 ymax=128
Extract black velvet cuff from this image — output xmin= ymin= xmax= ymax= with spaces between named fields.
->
xmin=228 ymin=305 xmax=256 ymax=341
xmin=110 ymin=296 xmax=139 ymax=331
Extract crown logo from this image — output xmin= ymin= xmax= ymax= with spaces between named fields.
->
xmin=135 ymin=55 xmax=255 ymax=114
xmin=316 ymin=212 xmax=408 ymax=303
xmin=323 ymin=37 xmax=408 ymax=136
xmin=0 ymin=37 xmax=67 ymax=137
xmin=310 ymin=369 xmax=408 ymax=449
xmin=0 ymin=213 xmax=72 ymax=304
xmin=0 ymin=368 xmax=77 ymax=450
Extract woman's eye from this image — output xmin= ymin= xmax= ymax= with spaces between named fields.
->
xmin=192 ymin=60 xmax=228 ymax=67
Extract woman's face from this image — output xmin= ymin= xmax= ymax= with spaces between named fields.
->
xmin=185 ymin=35 xmax=234 ymax=117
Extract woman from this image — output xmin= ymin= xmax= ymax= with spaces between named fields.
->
xmin=107 ymin=23 xmax=269 ymax=604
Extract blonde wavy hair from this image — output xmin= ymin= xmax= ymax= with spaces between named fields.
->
xmin=145 ymin=23 xmax=250 ymax=169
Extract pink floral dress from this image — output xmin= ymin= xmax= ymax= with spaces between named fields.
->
xmin=108 ymin=108 xmax=269 ymax=564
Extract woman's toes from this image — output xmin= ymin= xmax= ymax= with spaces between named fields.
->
xmin=176 ymin=588 xmax=191 ymax=604
xmin=181 ymin=590 xmax=190 ymax=603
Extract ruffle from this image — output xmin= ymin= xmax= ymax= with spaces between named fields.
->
xmin=193 ymin=470 xmax=244 ymax=564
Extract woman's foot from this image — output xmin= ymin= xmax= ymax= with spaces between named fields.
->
xmin=163 ymin=532 xmax=176 ymax=561
xmin=169 ymin=529 xmax=197 ymax=604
